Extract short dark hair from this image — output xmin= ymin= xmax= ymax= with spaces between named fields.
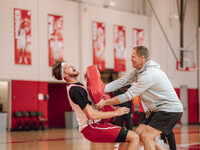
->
xmin=52 ymin=59 xmax=63 ymax=80
xmin=133 ymin=46 xmax=149 ymax=60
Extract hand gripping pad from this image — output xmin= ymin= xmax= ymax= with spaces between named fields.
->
xmin=86 ymin=65 xmax=114 ymax=112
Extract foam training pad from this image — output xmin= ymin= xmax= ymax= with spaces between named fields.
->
xmin=86 ymin=65 xmax=105 ymax=104
xmin=86 ymin=65 xmax=114 ymax=111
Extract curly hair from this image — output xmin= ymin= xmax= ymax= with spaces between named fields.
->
xmin=52 ymin=59 xmax=63 ymax=80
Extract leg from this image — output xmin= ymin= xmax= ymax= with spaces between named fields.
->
xmin=136 ymin=124 xmax=147 ymax=135
xmin=136 ymin=124 xmax=147 ymax=149
xmin=138 ymin=112 xmax=146 ymax=124
xmin=118 ymin=143 xmax=128 ymax=150
xmin=115 ymin=115 xmax=124 ymax=127
xmin=154 ymin=139 xmax=166 ymax=150
xmin=119 ymin=130 xmax=139 ymax=150
xmin=166 ymin=131 xmax=176 ymax=150
xmin=19 ymin=48 xmax=23 ymax=63
xmin=124 ymin=112 xmax=133 ymax=130
xmin=160 ymin=133 xmax=167 ymax=143
xmin=24 ymin=48 xmax=27 ymax=63
xmin=154 ymin=135 xmax=166 ymax=150
xmin=140 ymin=125 xmax=163 ymax=150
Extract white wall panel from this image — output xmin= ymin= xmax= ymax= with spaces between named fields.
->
xmin=0 ymin=0 xmax=198 ymax=89
xmin=80 ymin=4 xmax=150 ymax=82
xmin=37 ymin=0 xmax=80 ymax=82
xmin=150 ymin=0 xmax=198 ymax=88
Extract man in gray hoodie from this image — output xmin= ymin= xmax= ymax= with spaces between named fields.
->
xmin=96 ymin=46 xmax=183 ymax=150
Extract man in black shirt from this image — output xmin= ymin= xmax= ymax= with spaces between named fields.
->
xmin=52 ymin=59 xmax=139 ymax=150
xmin=114 ymin=84 xmax=133 ymax=130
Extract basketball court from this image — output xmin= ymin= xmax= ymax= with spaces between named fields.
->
xmin=0 ymin=124 xmax=199 ymax=150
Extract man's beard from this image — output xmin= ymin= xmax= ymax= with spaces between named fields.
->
xmin=70 ymin=71 xmax=79 ymax=77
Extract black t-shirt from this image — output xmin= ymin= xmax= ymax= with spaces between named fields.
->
xmin=114 ymin=85 xmax=132 ymax=110
xmin=68 ymin=82 xmax=92 ymax=110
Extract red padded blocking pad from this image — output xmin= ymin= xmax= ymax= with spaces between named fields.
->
xmin=86 ymin=65 xmax=114 ymax=112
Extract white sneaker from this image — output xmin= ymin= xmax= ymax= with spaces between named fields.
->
xmin=114 ymin=143 xmax=119 ymax=148
xmin=24 ymin=57 xmax=28 ymax=64
xmin=138 ymin=146 xmax=144 ymax=150
xmin=163 ymin=143 xmax=169 ymax=149
xmin=19 ymin=56 xmax=22 ymax=63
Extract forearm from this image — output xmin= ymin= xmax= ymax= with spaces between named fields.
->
xmin=104 ymin=96 xmax=121 ymax=106
xmin=91 ymin=110 xmax=118 ymax=120
xmin=84 ymin=104 xmax=118 ymax=120
xmin=105 ymin=69 xmax=138 ymax=93
xmin=105 ymin=78 xmax=127 ymax=93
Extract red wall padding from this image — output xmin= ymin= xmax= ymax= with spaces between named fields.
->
xmin=188 ymin=89 xmax=199 ymax=123
xmin=11 ymin=80 xmax=198 ymax=129
xmin=174 ymin=88 xmax=180 ymax=98
xmin=174 ymin=88 xmax=181 ymax=123
xmin=48 ymin=83 xmax=72 ymax=128
xmin=38 ymin=82 xmax=48 ymax=118
xmin=11 ymin=80 xmax=48 ymax=129
xmin=175 ymin=88 xmax=199 ymax=123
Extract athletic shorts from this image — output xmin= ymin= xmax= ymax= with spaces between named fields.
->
xmin=142 ymin=111 xmax=182 ymax=135
xmin=81 ymin=122 xmax=128 ymax=143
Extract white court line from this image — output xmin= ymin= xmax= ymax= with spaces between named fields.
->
xmin=177 ymin=142 xmax=200 ymax=148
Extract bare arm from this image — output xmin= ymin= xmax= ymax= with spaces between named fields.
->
xmin=83 ymin=104 xmax=129 ymax=120
xmin=95 ymin=96 xmax=121 ymax=109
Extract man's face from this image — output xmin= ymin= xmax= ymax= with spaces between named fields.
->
xmin=131 ymin=49 xmax=143 ymax=70
xmin=62 ymin=63 xmax=79 ymax=77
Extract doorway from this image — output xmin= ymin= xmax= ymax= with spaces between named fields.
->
xmin=48 ymin=83 xmax=72 ymax=128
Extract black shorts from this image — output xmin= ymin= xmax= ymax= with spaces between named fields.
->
xmin=142 ymin=111 xmax=182 ymax=135
xmin=115 ymin=127 xmax=129 ymax=142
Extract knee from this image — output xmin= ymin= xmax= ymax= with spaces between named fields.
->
xmin=140 ymin=133 xmax=149 ymax=143
xmin=136 ymin=124 xmax=146 ymax=136
xmin=126 ymin=131 xmax=139 ymax=143
xmin=135 ymin=128 xmax=141 ymax=136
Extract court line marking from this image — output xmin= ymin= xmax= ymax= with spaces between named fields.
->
xmin=0 ymin=137 xmax=83 ymax=144
xmin=177 ymin=142 xmax=200 ymax=148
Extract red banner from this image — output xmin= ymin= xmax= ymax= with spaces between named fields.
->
xmin=92 ymin=21 xmax=106 ymax=71
xmin=133 ymin=28 xmax=144 ymax=47
xmin=14 ymin=8 xmax=31 ymax=65
xmin=48 ymin=14 xmax=64 ymax=66
xmin=114 ymin=25 xmax=126 ymax=72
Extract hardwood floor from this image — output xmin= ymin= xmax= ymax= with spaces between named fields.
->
xmin=0 ymin=124 xmax=199 ymax=150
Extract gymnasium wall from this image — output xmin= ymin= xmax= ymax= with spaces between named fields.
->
xmin=0 ymin=0 xmax=80 ymax=81
xmin=80 ymin=4 xmax=150 ymax=82
xmin=0 ymin=0 xmax=198 ymax=87
xmin=11 ymin=80 xmax=48 ymax=129
xmin=150 ymin=0 xmax=198 ymax=88
xmin=149 ymin=0 xmax=199 ymax=123
xmin=0 ymin=0 xmax=199 ymax=128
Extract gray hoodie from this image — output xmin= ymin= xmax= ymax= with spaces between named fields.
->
xmin=105 ymin=59 xmax=183 ymax=112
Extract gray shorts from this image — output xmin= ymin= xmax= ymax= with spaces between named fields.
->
xmin=142 ymin=111 xmax=182 ymax=135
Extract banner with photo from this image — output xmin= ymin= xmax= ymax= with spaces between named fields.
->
xmin=92 ymin=21 xmax=106 ymax=71
xmin=113 ymin=25 xmax=126 ymax=72
xmin=48 ymin=14 xmax=64 ymax=66
xmin=14 ymin=8 xmax=31 ymax=65
xmin=133 ymin=28 xmax=144 ymax=47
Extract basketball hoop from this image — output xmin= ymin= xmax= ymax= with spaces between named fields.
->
xmin=176 ymin=48 xmax=197 ymax=72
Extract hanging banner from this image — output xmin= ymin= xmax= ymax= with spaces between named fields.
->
xmin=113 ymin=25 xmax=126 ymax=72
xmin=133 ymin=28 xmax=144 ymax=47
xmin=14 ymin=8 xmax=31 ymax=65
xmin=92 ymin=21 xmax=106 ymax=71
xmin=48 ymin=14 xmax=64 ymax=66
